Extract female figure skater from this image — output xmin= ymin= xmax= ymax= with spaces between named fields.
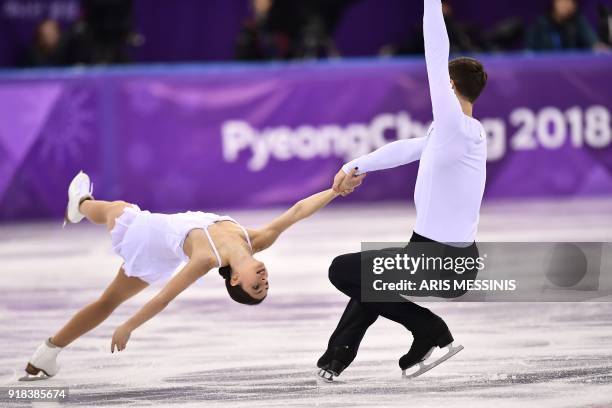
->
xmin=21 ymin=170 xmax=364 ymax=380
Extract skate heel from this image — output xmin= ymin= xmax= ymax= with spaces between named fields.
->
xmin=25 ymin=363 xmax=40 ymax=376
xmin=19 ymin=363 xmax=51 ymax=381
xmin=434 ymin=330 xmax=454 ymax=348
xmin=329 ymin=359 xmax=346 ymax=376
xmin=316 ymin=360 xmax=347 ymax=383
xmin=317 ymin=368 xmax=334 ymax=382
xmin=316 ymin=345 xmax=357 ymax=382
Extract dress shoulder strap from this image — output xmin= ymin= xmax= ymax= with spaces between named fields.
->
xmin=203 ymin=226 xmax=223 ymax=268
xmin=237 ymin=224 xmax=253 ymax=251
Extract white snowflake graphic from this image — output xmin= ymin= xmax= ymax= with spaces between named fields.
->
xmin=39 ymin=88 xmax=95 ymax=165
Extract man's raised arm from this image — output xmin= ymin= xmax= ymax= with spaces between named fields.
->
xmin=424 ymin=0 xmax=464 ymax=141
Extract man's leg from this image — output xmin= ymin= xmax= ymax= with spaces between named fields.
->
xmin=320 ymin=249 xmax=451 ymax=376
xmin=328 ymin=250 xmax=449 ymax=338
xmin=318 ymin=252 xmax=379 ymax=376
xmin=317 ymin=297 xmax=379 ymax=375
xmin=327 ymin=298 xmax=378 ymax=349
xmin=50 ymin=267 xmax=148 ymax=347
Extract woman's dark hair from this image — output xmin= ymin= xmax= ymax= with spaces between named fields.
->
xmin=219 ymin=266 xmax=265 ymax=305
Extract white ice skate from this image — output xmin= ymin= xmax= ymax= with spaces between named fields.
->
xmin=63 ymin=170 xmax=93 ymax=227
xmin=19 ymin=339 xmax=63 ymax=381
xmin=402 ymin=342 xmax=464 ymax=379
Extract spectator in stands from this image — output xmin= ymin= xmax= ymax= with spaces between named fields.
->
xmin=526 ymin=0 xmax=602 ymax=51
xmin=235 ymin=0 xmax=292 ymax=60
xmin=62 ymin=0 xmax=134 ymax=65
xmin=236 ymin=0 xmax=354 ymax=61
xmin=22 ymin=19 xmax=63 ymax=67
xmin=380 ymin=1 xmax=478 ymax=56
xmin=483 ymin=18 xmax=525 ymax=52
xmin=597 ymin=4 xmax=612 ymax=46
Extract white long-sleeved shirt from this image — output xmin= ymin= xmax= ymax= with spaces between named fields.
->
xmin=343 ymin=0 xmax=487 ymax=244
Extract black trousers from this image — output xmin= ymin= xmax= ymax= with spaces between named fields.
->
xmin=326 ymin=231 xmax=478 ymax=353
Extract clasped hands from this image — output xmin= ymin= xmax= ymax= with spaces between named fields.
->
xmin=333 ymin=167 xmax=367 ymax=196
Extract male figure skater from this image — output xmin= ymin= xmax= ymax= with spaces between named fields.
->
xmin=317 ymin=0 xmax=488 ymax=381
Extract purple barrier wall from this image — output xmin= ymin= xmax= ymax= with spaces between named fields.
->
xmin=0 ymin=54 xmax=611 ymax=220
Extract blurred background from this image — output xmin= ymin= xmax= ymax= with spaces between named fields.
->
xmin=1 ymin=0 xmax=612 ymax=66
xmin=1 ymin=0 xmax=612 ymax=67
xmin=1 ymin=4 xmax=612 ymax=405
xmin=0 ymin=0 xmax=611 ymax=220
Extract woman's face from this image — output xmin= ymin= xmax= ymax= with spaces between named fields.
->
xmin=232 ymin=258 xmax=269 ymax=300
xmin=553 ymin=0 xmax=577 ymax=21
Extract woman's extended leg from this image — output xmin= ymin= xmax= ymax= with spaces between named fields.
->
xmin=80 ymin=200 xmax=132 ymax=231
xmin=50 ymin=267 xmax=148 ymax=347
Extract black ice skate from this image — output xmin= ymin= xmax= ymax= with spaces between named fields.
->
xmin=316 ymin=345 xmax=357 ymax=382
xmin=399 ymin=330 xmax=463 ymax=379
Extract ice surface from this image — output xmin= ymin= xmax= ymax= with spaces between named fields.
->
xmin=1 ymin=199 xmax=612 ymax=407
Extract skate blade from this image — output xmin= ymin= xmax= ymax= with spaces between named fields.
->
xmin=402 ymin=344 xmax=464 ymax=379
xmin=316 ymin=369 xmax=335 ymax=383
xmin=19 ymin=373 xmax=51 ymax=381
xmin=19 ymin=363 xmax=54 ymax=382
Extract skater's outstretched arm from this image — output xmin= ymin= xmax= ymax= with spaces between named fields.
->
xmin=250 ymin=189 xmax=338 ymax=252
xmin=424 ymin=0 xmax=465 ymax=146
xmin=110 ymin=256 xmax=214 ymax=352
xmin=341 ymin=137 xmax=427 ymax=176
xmin=251 ymin=176 xmax=363 ymax=252
xmin=331 ymin=137 xmax=426 ymax=193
